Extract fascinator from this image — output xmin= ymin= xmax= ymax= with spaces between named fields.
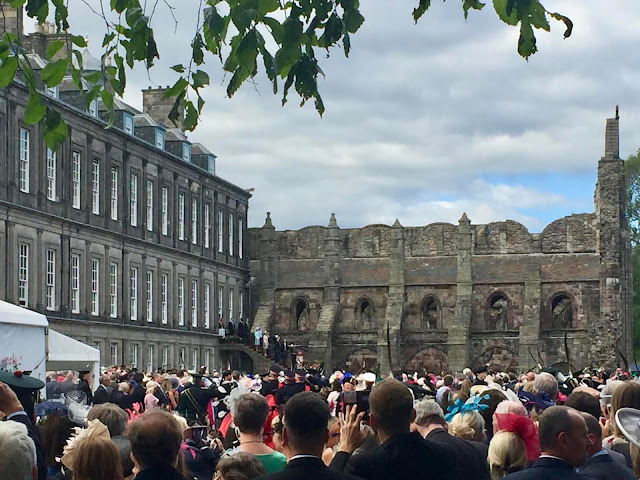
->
xmin=494 ymin=413 xmax=541 ymax=461
xmin=61 ymin=419 xmax=111 ymax=469
xmin=518 ymin=390 xmax=555 ymax=412
xmin=445 ymin=394 xmax=489 ymax=422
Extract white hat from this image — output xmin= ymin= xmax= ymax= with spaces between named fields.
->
xmin=616 ymin=408 xmax=640 ymax=448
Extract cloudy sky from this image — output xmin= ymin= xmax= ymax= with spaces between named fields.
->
xmin=32 ymin=1 xmax=640 ymax=232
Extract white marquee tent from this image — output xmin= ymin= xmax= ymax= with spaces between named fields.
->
xmin=0 ymin=300 xmax=100 ymax=393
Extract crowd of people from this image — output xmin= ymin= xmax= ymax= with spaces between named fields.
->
xmin=3 ymin=362 xmax=640 ymax=480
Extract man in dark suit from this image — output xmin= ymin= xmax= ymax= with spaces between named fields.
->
xmin=93 ymin=374 xmax=114 ymax=404
xmin=504 ymin=406 xmax=591 ymax=479
xmin=412 ymin=399 xmax=490 ymax=480
xmin=330 ymin=378 xmax=457 ymax=480
xmin=78 ymin=370 xmax=93 ymax=404
xmin=578 ymin=412 xmax=635 ymax=480
xmin=0 ymin=381 xmax=47 ymax=480
xmin=255 ymin=391 xmax=362 ymax=480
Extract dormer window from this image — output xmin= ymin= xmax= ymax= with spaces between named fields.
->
xmin=46 ymin=85 xmax=58 ymax=98
xmin=182 ymin=143 xmax=191 ymax=163
xmin=208 ymin=156 xmax=215 ymax=174
xmin=88 ymin=98 xmax=98 ymax=118
xmin=155 ymin=129 xmax=165 ymax=149
xmin=123 ymin=112 xmax=134 ymax=135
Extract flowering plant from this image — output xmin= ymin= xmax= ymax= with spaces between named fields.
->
xmin=0 ymin=354 xmax=22 ymax=373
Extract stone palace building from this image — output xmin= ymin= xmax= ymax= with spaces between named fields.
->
xmin=250 ymin=114 xmax=631 ymax=374
xmin=0 ymin=7 xmax=250 ymax=372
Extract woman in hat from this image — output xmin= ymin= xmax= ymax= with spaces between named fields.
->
xmin=604 ymin=381 xmax=640 ymax=468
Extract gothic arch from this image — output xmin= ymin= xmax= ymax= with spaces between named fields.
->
xmin=547 ymin=292 xmax=574 ymax=330
xmin=291 ymin=297 xmax=310 ymax=331
xmin=485 ymin=292 xmax=510 ymax=330
xmin=354 ymin=296 xmax=376 ymax=329
xmin=340 ymin=347 xmax=377 ymax=372
xmin=421 ymin=296 xmax=441 ymax=330
xmin=472 ymin=345 xmax=518 ymax=371
xmin=405 ymin=346 xmax=449 ymax=374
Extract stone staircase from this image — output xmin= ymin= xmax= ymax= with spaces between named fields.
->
xmin=219 ymin=342 xmax=273 ymax=373
xmin=309 ymin=302 xmax=339 ymax=366
xmin=252 ymin=302 xmax=275 ymax=333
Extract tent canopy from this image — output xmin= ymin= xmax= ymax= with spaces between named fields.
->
xmin=0 ymin=300 xmax=48 ymax=327
xmin=47 ymin=329 xmax=100 ymax=371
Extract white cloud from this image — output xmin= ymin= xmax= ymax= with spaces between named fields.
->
xmin=35 ymin=1 xmax=640 ymax=233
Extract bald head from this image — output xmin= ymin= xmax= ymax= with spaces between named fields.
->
xmin=369 ymin=378 xmax=414 ymax=435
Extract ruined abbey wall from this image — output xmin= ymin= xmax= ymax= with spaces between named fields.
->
xmin=248 ymin=116 xmax=632 ymax=374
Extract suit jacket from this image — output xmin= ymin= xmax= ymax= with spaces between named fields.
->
xmin=93 ymin=384 xmax=113 ymax=404
xmin=504 ymin=456 xmax=589 ymax=480
xmin=6 ymin=412 xmax=47 ymax=480
xmin=257 ymin=456 xmax=363 ymax=480
xmin=425 ymin=428 xmax=490 ymax=480
xmin=579 ymin=453 xmax=636 ymax=480
xmin=330 ymin=431 xmax=458 ymax=480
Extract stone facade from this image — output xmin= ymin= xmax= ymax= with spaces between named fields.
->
xmin=250 ymin=114 xmax=632 ymax=374
xmin=0 ymin=16 xmax=251 ymax=372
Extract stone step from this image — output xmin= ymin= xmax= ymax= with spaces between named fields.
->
xmin=219 ymin=342 xmax=274 ymax=373
xmin=252 ymin=302 xmax=274 ymax=333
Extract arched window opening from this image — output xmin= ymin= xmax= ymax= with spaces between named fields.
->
xmin=488 ymin=294 xmax=509 ymax=330
xmin=293 ymin=299 xmax=308 ymax=330
xmin=422 ymin=297 xmax=440 ymax=329
xmin=552 ymin=294 xmax=573 ymax=329
xmin=355 ymin=298 xmax=375 ymax=328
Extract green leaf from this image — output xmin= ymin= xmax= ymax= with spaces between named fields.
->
xmin=100 ymin=89 xmax=114 ymax=111
xmin=319 ymin=13 xmax=343 ymax=48
xmin=40 ymin=58 xmax=68 ymax=87
xmin=24 ymin=93 xmax=45 ymax=125
xmin=83 ymin=71 xmax=102 ymax=84
xmin=227 ymin=66 xmax=251 ymax=97
xmin=529 ymin=0 xmax=550 ymax=31
xmin=462 ymin=0 xmax=485 ymax=20
xmin=518 ymin=20 xmax=537 ymax=58
xmin=260 ymin=45 xmax=278 ymax=93
xmin=343 ymin=31 xmax=351 ymax=57
xmin=343 ymin=9 xmax=365 ymax=34
xmin=71 ymin=35 xmax=87 ymax=48
xmin=0 ymin=56 xmax=18 ymax=87
xmin=171 ymin=64 xmax=185 ymax=73
xmin=183 ymin=100 xmax=198 ymax=131
xmin=45 ymin=39 xmax=65 ymax=59
xmin=43 ymin=107 xmax=68 ymax=150
xmin=257 ymin=0 xmax=279 ymax=16
xmin=413 ymin=0 xmax=431 ymax=23
xmin=493 ymin=0 xmax=518 ymax=26
xmin=192 ymin=33 xmax=205 ymax=66
xmin=168 ymin=93 xmax=184 ymax=127
xmin=262 ymin=16 xmax=283 ymax=43
xmin=25 ymin=0 xmax=48 ymax=24
xmin=191 ymin=70 xmax=210 ymax=89
xmin=163 ymin=77 xmax=189 ymax=99
xmin=549 ymin=12 xmax=573 ymax=38
xmin=102 ymin=32 xmax=116 ymax=47
xmin=236 ymin=28 xmax=258 ymax=74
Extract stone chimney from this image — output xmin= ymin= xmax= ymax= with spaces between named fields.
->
xmin=22 ymin=21 xmax=72 ymax=62
xmin=604 ymin=105 xmax=619 ymax=159
xmin=142 ymin=86 xmax=184 ymax=129
xmin=0 ymin=2 xmax=23 ymax=39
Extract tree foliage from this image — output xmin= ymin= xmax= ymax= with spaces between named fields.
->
xmin=1 ymin=0 xmax=572 ymax=148
xmin=625 ymin=151 xmax=640 ymax=358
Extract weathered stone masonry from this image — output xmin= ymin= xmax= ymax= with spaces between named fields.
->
xmin=249 ymin=115 xmax=632 ymax=373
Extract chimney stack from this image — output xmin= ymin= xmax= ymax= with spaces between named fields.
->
xmin=0 ymin=2 xmax=23 ymax=39
xmin=142 ymin=86 xmax=184 ymax=129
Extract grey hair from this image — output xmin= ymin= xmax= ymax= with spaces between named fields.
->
xmin=0 ymin=420 xmax=36 ymax=480
xmin=534 ymin=372 xmax=559 ymax=400
xmin=413 ymin=399 xmax=445 ymax=427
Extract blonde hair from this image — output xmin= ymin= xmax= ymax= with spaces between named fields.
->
xmin=448 ymin=410 xmax=485 ymax=441
xmin=145 ymin=381 xmax=158 ymax=395
xmin=488 ymin=431 xmax=528 ymax=479
xmin=72 ymin=436 xmax=123 ymax=480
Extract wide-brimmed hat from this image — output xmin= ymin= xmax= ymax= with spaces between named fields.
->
xmin=616 ymin=408 xmax=640 ymax=448
xmin=0 ymin=370 xmax=45 ymax=390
